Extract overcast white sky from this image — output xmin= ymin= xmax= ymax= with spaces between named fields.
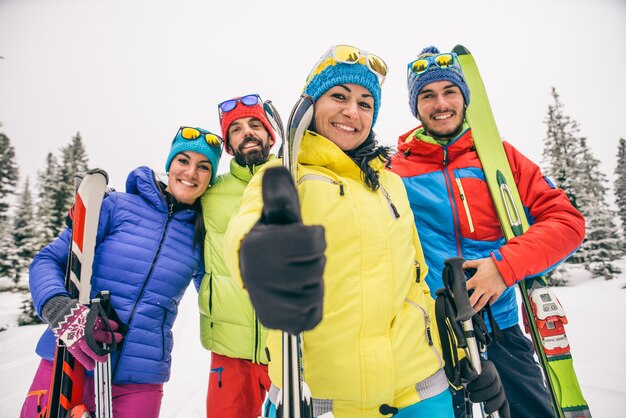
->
xmin=1 ymin=0 xmax=625 ymax=192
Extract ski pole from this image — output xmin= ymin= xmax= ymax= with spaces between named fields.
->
xmin=274 ymin=95 xmax=315 ymax=418
xmin=443 ymin=257 xmax=500 ymax=418
xmin=92 ymin=292 xmax=113 ymax=418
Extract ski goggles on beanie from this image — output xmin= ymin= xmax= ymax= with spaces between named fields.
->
xmin=165 ymin=126 xmax=223 ymax=184
xmin=407 ymin=53 xmax=461 ymax=76
xmin=407 ymin=46 xmax=470 ymax=118
xmin=303 ymin=44 xmax=385 ymax=126
xmin=306 ymin=45 xmax=388 ymax=87
xmin=217 ymin=93 xmax=276 ymax=151
xmin=178 ymin=126 xmax=223 ymax=148
xmin=218 ymin=94 xmax=262 ymax=121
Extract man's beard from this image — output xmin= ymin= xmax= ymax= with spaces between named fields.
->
xmin=420 ymin=107 xmax=466 ymax=143
xmin=233 ymin=136 xmax=271 ymax=167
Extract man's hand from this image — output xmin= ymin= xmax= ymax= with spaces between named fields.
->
xmin=464 ymin=257 xmax=507 ymax=311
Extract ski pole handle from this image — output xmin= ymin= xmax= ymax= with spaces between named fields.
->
xmin=443 ymin=259 xmax=501 ymax=418
xmin=443 ymin=257 xmax=482 ymax=368
xmin=443 ymin=257 xmax=475 ymax=322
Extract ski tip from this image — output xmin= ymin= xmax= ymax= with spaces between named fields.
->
xmin=288 ymin=95 xmax=315 ymax=129
xmin=86 ymin=168 xmax=110 ymax=184
xmin=452 ymin=45 xmax=471 ymax=56
xmin=263 ymin=100 xmax=276 ymax=117
xmin=299 ymin=94 xmax=315 ymax=109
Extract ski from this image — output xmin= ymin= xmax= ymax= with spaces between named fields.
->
xmin=275 ymin=94 xmax=315 ymax=418
xmin=263 ymin=100 xmax=286 ymax=150
xmin=453 ymin=44 xmax=591 ymax=418
xmin=45 ymin=169 xmax=109 ymax=418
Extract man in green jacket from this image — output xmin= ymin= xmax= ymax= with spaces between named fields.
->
xmin=199 ymin=93 xmax=278 ymax=418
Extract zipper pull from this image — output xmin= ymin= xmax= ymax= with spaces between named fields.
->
xmin=390 ymin=202 xmax=400 ymax=219
xmin=425 ymin=314 xmax=433 ymax=346
xmin=168 ymin=203 xmax=174 ymax=218
xmin=415 ymin=260 xmax=421 ymax=283
xmin=380 ymin=185 xmax=400 ymax=219
xmin=339 ymin=183 xmax=344 ymax=196
xmin=210 ymin=367 xmax=224 ymax=388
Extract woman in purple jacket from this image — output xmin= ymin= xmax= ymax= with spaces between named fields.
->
xmin=20 ymin=127 xmax=223 ymax=418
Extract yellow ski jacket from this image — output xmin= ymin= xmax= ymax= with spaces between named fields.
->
xmin=225 ymin=131 xmax=446 ymax=416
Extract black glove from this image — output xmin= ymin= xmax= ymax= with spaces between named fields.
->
xmin=240 ymin=166 xmax=326 ymax=335
xmin=462 ymin=358 xmax=510 ymax=418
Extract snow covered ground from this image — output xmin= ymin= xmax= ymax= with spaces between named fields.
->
xmin=1 ymin=260 xmax=625 ymax=417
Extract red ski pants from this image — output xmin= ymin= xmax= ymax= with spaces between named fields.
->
xmin=206 ymin=352 xmax=271 ymax=418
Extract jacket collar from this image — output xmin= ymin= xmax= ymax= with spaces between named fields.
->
xmin=397 ymin=123 xmax=474 ymax=163
xmin=230 ymin=154 xmax=277 ymax=182
xmin=299 ymin=131 xmax=386 ymax=178
xmin=126 ymin=166 xmax=196 ymax=219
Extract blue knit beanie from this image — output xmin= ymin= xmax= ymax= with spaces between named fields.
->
xmin=165 ymin=127 xmax=223 ymax=185
xmin=303 ymin=51 xmax=382 ymax=127
xmin=407 ymin=46 xmax=470 ymax=118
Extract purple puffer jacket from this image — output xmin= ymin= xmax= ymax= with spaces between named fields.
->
xmin=30 ymin=166 xmax=204 ymax=384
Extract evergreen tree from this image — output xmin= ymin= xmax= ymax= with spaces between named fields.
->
xmin=542 ymin=89 xmax=621 ymax=280
xmin=542 ymin=88 xmax=584 ymax=210
xmin=52 ymin=132 xmax=90 ymax=234
xmin=0 ymin=220 xmax=18 ymax=281
xmin=11 ymin=178 xmax=38 ymax=286
xmin=615 ymin=138 xmax=626 ymax=249
xmin=567 ymin=139 xmax=621 ymax=278
xmin=18 ymin=295 xmax=43 ymax=326
xmin=36 ymin=153 xmax=63 ymax=244
xmin=0 ymin=127 xmax=20 ymax=224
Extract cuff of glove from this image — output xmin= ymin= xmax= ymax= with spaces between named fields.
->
xmin=42 ymin=295 xmax=73 ymax=326
xmin=52 ymin=303 xmax=89 ymax=347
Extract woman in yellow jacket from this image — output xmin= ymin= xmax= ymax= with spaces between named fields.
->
xmin=224 ymin=45 xmax=507 ymax=418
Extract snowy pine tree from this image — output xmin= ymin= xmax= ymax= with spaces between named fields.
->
xmin=0 ymin=221 xmax=18 ymax=282
xmin=0 ymin=128 xmax=20 ymax=224
xmin=575 ymin=139 xmax=622 ymax=278
xmin=17 ymin=295 xmax=43 ymax=326
xmin=11 ymin=178 xmax=38 ymax=286
xmin=36 ymin=152 xmax=63 ymax=245
xmin=542 ymin=88 xmax=584 ymax=211
xmin=615 ymin=138 xmax=626 ymax=249
xmin=51 ymin=133 xmax=90 ymax=235
xmin=542 ymin=88 xmax=621 ymax=280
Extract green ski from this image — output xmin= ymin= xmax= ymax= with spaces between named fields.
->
xmin=453 ymin=44 xmax=591 ymax=418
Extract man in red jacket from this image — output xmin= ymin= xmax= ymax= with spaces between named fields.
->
xmin=391 ymin=45 xmax=585 ymax=418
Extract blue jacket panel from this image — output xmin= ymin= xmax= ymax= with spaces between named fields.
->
xmin=400 ymin=165 xmax=518 ymax=329
xmin=30 ymin=166 xmax=204 ymax=384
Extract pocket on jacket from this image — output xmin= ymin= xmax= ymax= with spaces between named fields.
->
xmin=454 ymin=169 xmax=502 ymax=242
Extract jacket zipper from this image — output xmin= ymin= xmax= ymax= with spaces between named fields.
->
xmin=254 ymin=313 xmax=260 ymax=363
xmin=442 ymin=165 xmax=463 ymax=255
xmin=112 ymin=202 xmax=174 ymax=379
xmin=299 ymin=173 xmax=344 ymax=195
xmin=208 ymin=272 xmax=213 ymax=326
xmin=379 ymin=184 xmax=400 ymax=219
xmin=404 ymin=298 xmax=444 ymax=369
xmin=455 ymin=178 xmax=475 ymax=233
